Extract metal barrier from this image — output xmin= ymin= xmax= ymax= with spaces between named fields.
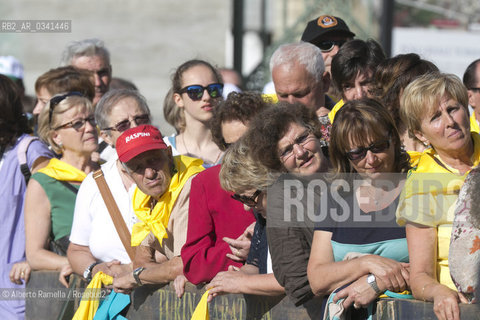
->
xmin=25 ymin=271 xmax=480 ymax=319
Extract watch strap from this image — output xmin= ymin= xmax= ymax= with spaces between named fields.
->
xmin=367 ymin=274 xmax=382 ymax=295
xmin=133 ymin=267 xmax=145 ymax=286
xmin=84 ymin=261 xmax=100 ymax=281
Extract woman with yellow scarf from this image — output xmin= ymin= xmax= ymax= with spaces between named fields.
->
xmin=396 ymin=73 xmax=477 ymax=320
xmin=24 ymin=92 xmax=99 ymax=287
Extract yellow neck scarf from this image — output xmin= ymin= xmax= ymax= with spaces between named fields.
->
xmin=471 ymin=113 xmax=479 ymax=133
xmin=404 ymin=133 xmax=480 ymax=199
xmin=37 ymin=158 xmax=87 ymax=182
xmin=328 ymin=99 xmax=344 ymax=123
xmin=72 ymin=272 xmax=113 ymax=320
xmin=131 ymin=155 xmax=204 ymax=246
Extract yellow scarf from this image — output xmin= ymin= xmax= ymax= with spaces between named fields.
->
xmin=328 ymin=99 xmax=344 ymax=123
xmin=131 ymin=155 xmax=204 ymax=246
xmin=191 ymin=290 xmax=210 ymax=320
xmin=72 ymin=272 xmax=113 ymax=320
xmin=470 ymin=113 xmax=479 ymax=133
xmin=403 ymin=133 xmax=480 ymax=199
xmin=37 ymin=158 xmax=87 ymax=182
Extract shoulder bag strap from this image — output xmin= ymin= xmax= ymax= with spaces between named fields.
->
xmin=93 ymin=169 xmax=136 ymax=261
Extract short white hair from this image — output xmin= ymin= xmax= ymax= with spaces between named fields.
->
xmin=270 ymin=42 xmax=325 ymax=82
xmin=60 ymin=38 xmax=110 ymax=66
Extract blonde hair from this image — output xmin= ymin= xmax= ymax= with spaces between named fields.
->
xmin=400 ymin=72 xmax=469 ymax=139
xmin=37 ymin=93 xmax=94 ymax=154
xmin=219 ymin=137 xmax=277 ymax=194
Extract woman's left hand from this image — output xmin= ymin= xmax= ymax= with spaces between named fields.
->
xmin=223 ymin=223 xmax=255 ymax=262
xmin=9 ymin=261 xmax=31 ymax=285
xmin=206 ymin=266 xmax=244 ymax=302
xmin=333 ymin=275 xmax=380 ymax=309
xmin=58 ymin=263 xmax=73 ymax=288
xmin=432 ymin=284 xmax=468 ymax=320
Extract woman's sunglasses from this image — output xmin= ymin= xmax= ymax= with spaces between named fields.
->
xmin=346 ymin=139 xmax=390 ymax=161
xmin=178 ymin=83 xmax=223 ymax=101
xmin=231 ymin=189 xmax=262 ymax=208
xmin=48 ymin=91 xmax=85 ymax=126
xmin=317 ymin=40 xmax=346 ymax=53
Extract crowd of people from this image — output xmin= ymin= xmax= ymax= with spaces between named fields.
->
xmin=2 ymin=14 xmax=480 ymax=320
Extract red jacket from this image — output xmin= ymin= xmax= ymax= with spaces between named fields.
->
xmin=181 ymin=165 xmax=256 ymax=284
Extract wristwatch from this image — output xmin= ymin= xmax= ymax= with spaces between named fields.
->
xmin=133 ymin=267 xmax=145 ymax=286
xmin=367 ymin=273 xmax=382 ymax=295
xmin=83 ymin=261 xmax=100 ymax=281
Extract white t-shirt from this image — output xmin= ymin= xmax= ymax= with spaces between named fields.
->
xmin=70 ymin=156 xmax=136 ymax=264
xmin=98 ymin=138 xmax=117 ymax=163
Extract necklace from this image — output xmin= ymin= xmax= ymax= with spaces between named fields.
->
xmin=181 ymin=134 xmax=222 ymax=164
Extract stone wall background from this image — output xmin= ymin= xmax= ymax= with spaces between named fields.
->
xmin=0 ymin=0 xmax=230 ymax=135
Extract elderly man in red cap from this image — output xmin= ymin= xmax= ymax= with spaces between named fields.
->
xmin=112 ymin=124 xmax=204 ymax=293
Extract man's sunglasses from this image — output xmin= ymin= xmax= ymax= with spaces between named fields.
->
xmin=317 ymin=40 xmax=346 ymax=53
xmin=102 ymin=114 xmax=150 ymax=132
xmin=231 ymin=189 xmax=262 ymax=208
xmin=469 ymin=87 xmax=480 ymax=93
xmin=48 ymin=91 xmax=85 ymax=126
xmin=53 ymin=115 xmax=96 ymax=131
xmin=178 ymin=83 xmax=223 ymax=101
xmin=346 ymin=139 xmax=390 ymax=161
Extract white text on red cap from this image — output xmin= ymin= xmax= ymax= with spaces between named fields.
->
xmin=125 ymin=132 xmax=151 ymax=143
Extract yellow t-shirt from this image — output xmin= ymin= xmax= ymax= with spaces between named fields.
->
xmin=397 ymin=133 xmax=480 ymax=289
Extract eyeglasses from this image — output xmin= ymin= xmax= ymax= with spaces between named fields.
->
xmin=53 ymin=115 xmax=96 ymax=131
xmin=102 ymin=114 xmax=150 ymax=132
xmin=231 ymin=189 xmax=262 ymax=208
xmin=48 ymin=91 xmax=85 ymax=126
xmin=346 ymin=139 xmax=390 ymax=161
xmin=469 ymin=87 xmax=480 ymax=93
xmin=279 ymin=130 xmax=315 ymax=161
xmin=317 ymin=40 xmax=346 ymax=52
xmin=178 ymin=83 xmax=224 ymax=101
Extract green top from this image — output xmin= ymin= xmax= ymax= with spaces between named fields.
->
xmin=31 ymin=172 xmax=79 ymax=241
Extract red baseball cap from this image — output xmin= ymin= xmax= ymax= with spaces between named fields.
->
xmin=116 ymin=124 xmax=168 ymax=162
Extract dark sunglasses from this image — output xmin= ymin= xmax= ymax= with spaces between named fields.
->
xmin=231 ymin=189 xmax=262 ymax=208
xmin=53 ymin=115 xmax=96 ymax=131
xmin=346 ymin=139 xmax=390 ymax=161
xmin=48 ymin=91 xmax=85 ymax=126
xmin=179 ymin=83 xmax=223 ymax=101
xmin=102 ymin=114 xmax=150 ymax=132
xmin=469 ymin=87 xmax=480 ymax=93
xmin=317 ymin=40 xmax=346 ymax=52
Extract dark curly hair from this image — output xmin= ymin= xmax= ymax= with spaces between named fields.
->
xmin=373 ymin=53 xmax=438 ymax=128
xmin=246 ymin=102 xmax=323 ymax=171
xmin=210 ymin=91 xmax=271 ymax=150
xmin=0 ymin=74 xmax=31 ymax=153
xmin=329 ymin=98 xmax=410 ymax=174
